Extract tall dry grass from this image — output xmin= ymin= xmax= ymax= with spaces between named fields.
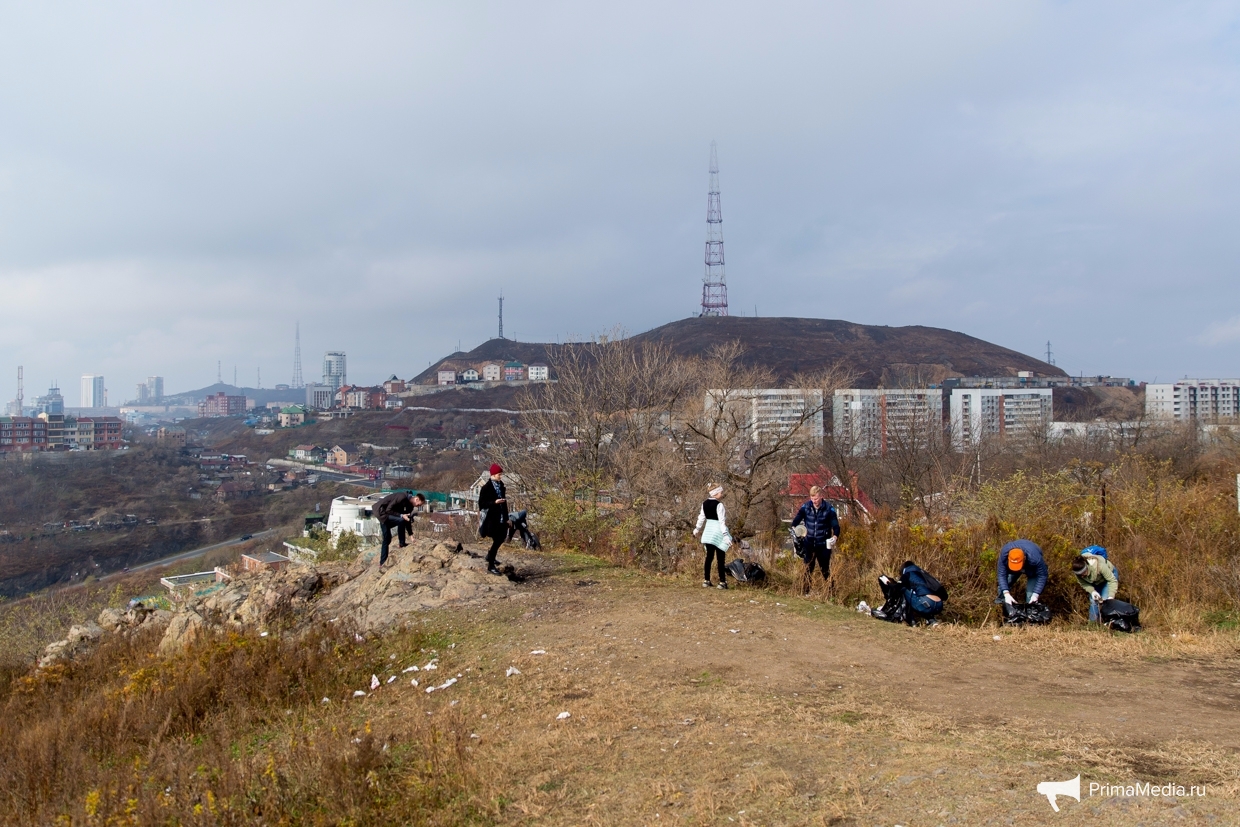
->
xmin=0 ymin=623 xmax=479 ymax=826
xmin=820 ymin=456 xmax=1240 ymax=627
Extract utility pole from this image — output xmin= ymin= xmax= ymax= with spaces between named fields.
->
xmin=1046 ymin=341 xmax=1054 ymax=366
xmin=700 ymin=141 xmax=729 ymax=317
xmin=217 ymin=361 xmax=222 ymax=384
xmin=14 ymin=366 xmax=22 ymax=416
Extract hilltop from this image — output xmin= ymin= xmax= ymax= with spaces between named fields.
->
xmin=416 ymin=316 xmax=1063 ymax=387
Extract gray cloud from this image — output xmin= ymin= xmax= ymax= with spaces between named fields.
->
xmin=2 ymin=1 xmax=1239 ymax=401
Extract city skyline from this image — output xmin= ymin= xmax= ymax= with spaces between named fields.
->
xmin=3 ymin=4 xmax=1240 ymax=396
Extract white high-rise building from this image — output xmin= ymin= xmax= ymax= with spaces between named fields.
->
xmin=950 ymin=387 xmax=1053 ymax=449
xmin=1146 ymin=380 xmax=1240 ymax=421
xmin=833 ymin=389 xmax=943 ymax=456
xmin=81 ymin=375 xmax=105 ymax=409
xmin=323 ymin=352 xmax=347 ymax=390
xmin=704 ymin=388 xmax=824 ymax=444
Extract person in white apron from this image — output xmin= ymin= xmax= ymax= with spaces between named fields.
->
xmin=692 ymin=484 xmax=732 ymax=589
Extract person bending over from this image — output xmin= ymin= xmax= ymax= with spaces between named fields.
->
xmin=997 ymin=539 xmax=1049 ymax=607
xmin=373 ymin=490 xmax=426 ymax=568
xmin=1072 ymin=545 xmax=1118 ymax=623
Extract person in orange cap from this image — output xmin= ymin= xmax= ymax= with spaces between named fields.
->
xmin=997 ymin=539 xmax=1049 ymax=606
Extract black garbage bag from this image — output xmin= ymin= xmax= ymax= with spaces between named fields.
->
xmin=725 ymin=558 xmax=767 ymax=584
xmin=788 ymin=528 xmax=809 ymax=562
xmin=1004 ymin=601 xmax=1052 ymax=625
xmin=1100 ymin=599 xmax=1141 ymax=633
xmin=871 ymin=574 xmax=907 ymax=623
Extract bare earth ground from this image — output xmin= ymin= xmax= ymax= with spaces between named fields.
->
xmin=353 ymin=546 xmax=1240 ymax=826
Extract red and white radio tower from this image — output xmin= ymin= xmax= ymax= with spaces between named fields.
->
xmin=700 ymin=141 xmax=729 ymax=317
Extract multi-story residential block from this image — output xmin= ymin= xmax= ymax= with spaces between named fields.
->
xmin=833 ymin=388 xmax=944 ymax=455
xmin=72 ymin=417 xmax=123 ymax=449
xmin=503 ymin=362 xmax=525 ymax=382
xmin=437 ymin=369 xmax=457 ymax=386
xmin=461 ymin=368 xmax=480 ymax=382
xmin=481 ymin=363 xmax=502 ymax=382
xmin=39 ymin=413 xmax=66 ymax=448
xmin=705 ymin=388 xmax=825 ymax=444
xmin=527 ymin=364 xmax=549 ymax=381
xmin=382 ymin=375 xmax=406 ymax=394
xmin=81 ymin=375 xmax=105 ymax=408
xmin=304 ymin=383 xmax=335 ymax=410
xmin=198 ymin=392 xmax=247 ymax=418
xmin=1145 ymin=379 xmax=1240 ymax=421
xmin=322 ymin=351 xmax=347 ymax=390
xmin=949 ymin=387 xmax=1053 ymax=449
xmin=0 ymin=417 xmax=49 ymax=452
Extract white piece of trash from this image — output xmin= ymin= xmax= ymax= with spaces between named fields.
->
xmin=856 ymin=601 xmax=870 ymax=613
xmin=370 ymin=674 xmax=381 ymax=691
xmin=556 ymin=711 xmax=571 ymax=720
xmin=530 ymin=649 xmax=547 ymax=655
xmin=423 ymin=662 xmax=438 ymax=671
xmin=353 ymin=690 xmax=367 ymax=698
xmin=402 ymin=665 xmax=419 ymax=673
xmin=728 ymin=629 xmax=739 ymax=634
xmin=386 ymin=675 xmax=397 ymax=684
xmin=992 ymin=635 xmax=1002 ymax=641
xmin=426 ymin=677 xmax=458 ymax=694
xmin=410 ymin=678 xmax=419 ymax=687
xmin=506 ymin=666 xmax=521 ymax=677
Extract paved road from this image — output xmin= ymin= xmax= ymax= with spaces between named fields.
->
xmin=107 ymin=527 xmax=281 ymax=578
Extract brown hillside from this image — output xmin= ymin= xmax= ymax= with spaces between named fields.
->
xmin=417 ymin=317 xmax=1063 ymax=387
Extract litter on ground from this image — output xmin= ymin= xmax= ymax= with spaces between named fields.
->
xmin=557 ymin=711 xmax=571 ymax=720
xmin=402 ymin=665 xmax=419 ymax=673
xmin=353 ymin=690 xmax=367 ymax=698
xmin=506 ymin=666 xmax=521 ymax=677
xmin=531 ymin=649 xmax=547 ymax=655
xmin=426 ymin=677 xmax=458 ymax=694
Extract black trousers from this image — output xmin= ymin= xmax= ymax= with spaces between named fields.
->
xmin=486 ymin=534 xmax=505 ymax=568
xmin=703 ymin=543 xmax=726 ymax=582
xmin=379 ymin=516 xmax=407 ymax=565
xmin=804 ymin=543 xmax=832 ymax=580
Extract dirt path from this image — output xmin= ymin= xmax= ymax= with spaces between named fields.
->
xmin=380 ymin=549 xmax=1240 ymax=825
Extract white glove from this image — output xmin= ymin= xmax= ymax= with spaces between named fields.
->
xmin=826 ymin=536 xmax=837 ymax=550
xmin=1091 ymin=592 xmax=1102 ymax=603
xmin=1029 ymin=593 xmax=1040 ymax=603
xmin=1003 ymin=591 xmax=1015 ymax=605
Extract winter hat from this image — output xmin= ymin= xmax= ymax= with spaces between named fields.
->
xmin=489 ymin=463 xmax=503 ymax=475
xmin=1007 ymin=548 xmax=1026 ymax=571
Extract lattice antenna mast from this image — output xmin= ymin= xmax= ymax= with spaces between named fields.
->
xmin=701 ymin=141 xmax=729 ymax=317
xmin=292 ymin=322 xmax=304 ymax=388
xmin=1046 ymin=340 xmax=1054 ymax=366
xmin=498 ymin=292 xmax=504 ymax=339
xmin=16 ymin=366 xmax=22 ymax=416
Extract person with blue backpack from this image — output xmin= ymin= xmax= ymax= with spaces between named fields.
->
xmin=1072 ymin=545 xmax=1119 ymax=623
xmin=997 ymin=539 xmax=1049 ymax=606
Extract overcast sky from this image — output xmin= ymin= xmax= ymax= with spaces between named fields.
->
xmin=2 ymin=2 xmax=1239 ymax=403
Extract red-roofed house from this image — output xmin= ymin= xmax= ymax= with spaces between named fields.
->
xmin=785 ymin=468 xmax=875 ymax=521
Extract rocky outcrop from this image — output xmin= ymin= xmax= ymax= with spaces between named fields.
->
xmin=155 ymin=539 xmax=518 ymax=652
xmin=38 ymin=602 xmax=173 ymax=668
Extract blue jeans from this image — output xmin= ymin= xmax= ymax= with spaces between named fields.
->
xmin=906 ymin=591 xmax=944 ymax=619
xmin=997 ymin=575 xmax=1037 ymax=603
xmin=1087 ymin=572 xmax=1119 ymax=622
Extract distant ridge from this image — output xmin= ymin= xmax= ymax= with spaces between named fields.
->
xmin=416 ymin=317 xmax=1063 ymax=388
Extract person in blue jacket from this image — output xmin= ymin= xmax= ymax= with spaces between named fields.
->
xmin=791 ymin=485 xmax=841 ymax=594
xmin=901 ymin=561 xmax=947 ymax=625
xmin=997 ymin=539 xmax=1049 ymax=606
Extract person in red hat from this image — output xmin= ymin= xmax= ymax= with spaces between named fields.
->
xmin=477 ymin=463 xmax=508 ymax=575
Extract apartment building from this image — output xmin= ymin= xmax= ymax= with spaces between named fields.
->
xmin=1145 ymin=379 xmax=1240 ymax=421
xmin=0 ymin=417 xmax=49 ymax=452
xmin=705 ymin=388 xmax=824 ymax=443
xmin=198 ymin=392 xmax=247 ymax=418
xmin=832 ymin=388 xmax=943 ymax=455
xmin=950 ymin=387 xmax=1053 ymax=449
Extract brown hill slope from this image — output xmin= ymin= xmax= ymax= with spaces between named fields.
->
xmin=416 ymin=317 xmax=1063 ymax=387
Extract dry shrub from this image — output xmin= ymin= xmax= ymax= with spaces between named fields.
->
xmin=0 ymin=624 xmax=477 ymax=826
xmin=816 ymin=456 xmax=1240 ymax=627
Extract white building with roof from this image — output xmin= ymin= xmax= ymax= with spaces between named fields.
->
xmin=1146 ymin=379 xmax=1240 ymax=421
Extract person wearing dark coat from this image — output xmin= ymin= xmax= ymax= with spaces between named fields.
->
xmin=373 ymin=491 xmax=426 ymax=567
xmin=997 ymin=539 xmax=1050 ymax=606
xmin=477 ymin=464 xmax=509 ymax=575
xmin=790 ymin=485 xmax=841 ymax=594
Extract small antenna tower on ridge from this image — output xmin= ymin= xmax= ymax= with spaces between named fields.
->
xmin=498 ymin=292 xmax=504 ymax=340
xmin=700 ymin=141 xmax=729 ymax=317
xmin=15 ymin=366 xmax=23 ymax=416
xmin=292 ymin=322 xmax=304 ymax=388
xmin=217 ymin=361 xmax=222 ymax=383
xmin=1046 ymin=341 xmax=1055 ymax=366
